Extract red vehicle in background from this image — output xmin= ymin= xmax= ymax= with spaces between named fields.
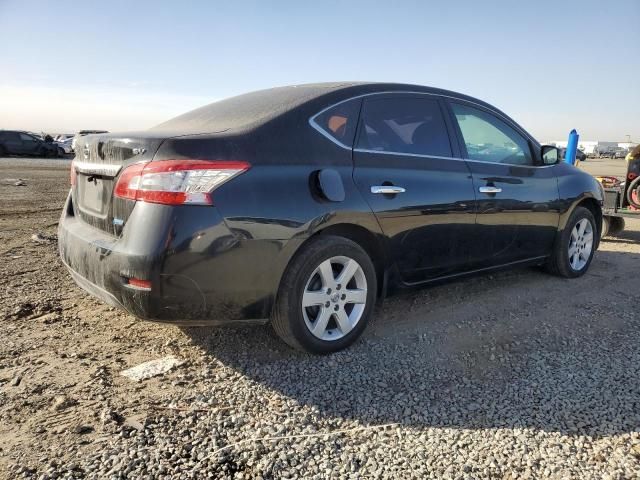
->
xmin=600 ymin=145 xmax=640 ymax=236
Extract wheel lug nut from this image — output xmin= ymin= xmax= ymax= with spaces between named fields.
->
xmin=334 ymin=305 xmax=339 ymax=311
xmin=327 ymin=288 xmax=332 ymax=295
xmin=336 ymin=284 xmax=341 ymax=290
xmin=325 ymin=301 xmax=330 ymax=307
xmin=341 ymin=294 xmax=346 ymax=300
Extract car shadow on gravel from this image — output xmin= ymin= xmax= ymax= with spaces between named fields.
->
xmin=606 ymin=228 xmax=640 ymax=244
xmin=183 ymin=250 xmax=640 ymax=440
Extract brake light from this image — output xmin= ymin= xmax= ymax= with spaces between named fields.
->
xmin=125 ymin=277 xmax=152 ymax=291
xmin=113 ymin=160 xmax=250 ymax=205
xmin=70 ymin=161 xmax=77 ymax=186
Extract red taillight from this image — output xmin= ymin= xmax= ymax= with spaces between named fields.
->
xmin=113 ymin=160 xmax=250 ymax=206
xmin=70 ymin=161 xmax=77 ymax=186
xmin=125 ymin=278 xmax=152 ymax=291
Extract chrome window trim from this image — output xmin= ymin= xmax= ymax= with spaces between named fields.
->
xmin=353 ymin=147 xmax=556 ymax=169
xmin=353 ymin=148 xmax=463 ymax=162
xmin=309 ymin=114 xmax=352 ymax=150
xmin=308 ymin=90 xmax=547 ymax=167
xmin=464 ymin=158 xmax=556 ymax=169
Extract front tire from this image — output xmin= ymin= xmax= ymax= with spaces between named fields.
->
xmin=272 ymin=236 xmax=377 ymax=354
xmin=546 ymin=206 xmax=596 ymax=278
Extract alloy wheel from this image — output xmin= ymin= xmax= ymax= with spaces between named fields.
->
xmin=568 ymin=218 xmax=593 ymax=271
xmin=301 ymin=255 xmax=367 ymax=341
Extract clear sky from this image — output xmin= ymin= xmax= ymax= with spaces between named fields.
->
xmin=1 ymin=0 xmax=638 ymax=142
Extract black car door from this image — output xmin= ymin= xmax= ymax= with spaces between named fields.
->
xmin=2 ymin=132 xmax=24 ymax=154
xmin=446 ymin=100 xmax=560 ymax=267
xmin=352 ymin=94 xmax=477 ymax=284
xmin=19 ymin=133 xmax=41 ymax=155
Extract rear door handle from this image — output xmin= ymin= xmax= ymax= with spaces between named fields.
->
xmin=371 ymin=186 xmax=406 ymax=194
xmin=479 ymin=186 xmax=502 ymax=194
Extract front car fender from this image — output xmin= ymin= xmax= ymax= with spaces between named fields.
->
xmin=555 ymin=163 xmax=604 ymax=233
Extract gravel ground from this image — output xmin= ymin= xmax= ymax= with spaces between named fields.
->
xmin=1 ymin=157 xmax=639 ymax=479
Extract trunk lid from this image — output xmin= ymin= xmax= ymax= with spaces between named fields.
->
xmin=72 ymin=132 xmax=169 ymax=234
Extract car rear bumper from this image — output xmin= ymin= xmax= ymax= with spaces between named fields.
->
xmin=63 ymin=260 xmax=126 ymax=310
xmin=58 ymin=192 xmax=288 ymax=325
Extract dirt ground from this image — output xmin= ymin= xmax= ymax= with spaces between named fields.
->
xmin=1 ymin=156 xmax=639 ymax=478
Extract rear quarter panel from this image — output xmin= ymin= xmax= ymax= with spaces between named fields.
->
xmin=154 ymin=108 xmax=384 ymax=319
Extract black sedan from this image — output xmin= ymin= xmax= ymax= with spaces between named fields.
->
xmin=0 ymin=130 xmax=61 ymax=157
xmin=58 ymin=83 xmax=604 ymax=353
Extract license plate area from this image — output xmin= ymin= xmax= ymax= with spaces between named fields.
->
xmin=78 ymin=174 xmax=108 ymax=217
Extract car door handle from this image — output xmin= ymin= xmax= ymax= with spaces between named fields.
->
xmin=479 ymin=186 xmax=502 ymax=194
xmin=371 ymin=186 xmax=406 ymax=194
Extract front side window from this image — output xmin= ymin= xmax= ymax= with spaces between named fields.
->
xmin=357 ymin=97 xmax=452 ymax=157
xmin=451 ymin=103 xmax=533 ymax=166
xmin=313 ymin=98 xmax=361 ymax=147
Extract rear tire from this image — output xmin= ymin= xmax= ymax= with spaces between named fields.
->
xmin=271 ymin=235 xmax=377 ymax=354
xmin=545 ymin=206 xmax=596 ymax=278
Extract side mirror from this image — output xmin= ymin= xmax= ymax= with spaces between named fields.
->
xmin=541 ymin=145 xmax=560 ymax=165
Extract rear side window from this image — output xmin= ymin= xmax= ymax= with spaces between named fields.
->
xmin=312 ymin=98 xmax=361 ymax=147
xmin=356 ymin=97 xmax=452 ymax=157
xmin=451 ymin=103 xmax=533 ymax=166
xmin=1 ymin=132 xmax=20 ymax=141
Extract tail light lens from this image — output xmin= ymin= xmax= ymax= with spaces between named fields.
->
xmin=124 ymin=277 xmax=152 ymax=291
xmin=113 ymin=160 xmax=250 ymax=205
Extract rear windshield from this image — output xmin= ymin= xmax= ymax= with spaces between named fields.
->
xmin=152 ymin=85 xmax=343 ymax=133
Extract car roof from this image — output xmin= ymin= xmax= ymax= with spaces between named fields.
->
xmin=0 ymin=129 xmax=42 ymax=137
xmin=151 ymin=82 xmax=508 ymax=134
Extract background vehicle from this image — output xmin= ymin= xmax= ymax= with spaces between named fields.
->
xmin=560 ymin=147 xmax=587 ymax=162
xmin=599 ymin=145 xmax=640 ymax=236
xmin=0 ymin=130 xmax=59 ymax=157
xmin=71 ymin=129 xmax=109 ymax=152
xmin=58 ymin=83 xmax=604 ymax=353
xmin=55 ymin=134 xmax=74 ymax=142
xmin=55 ymin=137 xmax=74 ymax=155
xmin=613 ymin=148 xmax=627 ymax=159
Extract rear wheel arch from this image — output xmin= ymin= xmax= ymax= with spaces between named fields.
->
xmin=314 ymin=224 xmax=387 ymax=298
xmin=278 ymin=223 xmax=387 ymax=303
